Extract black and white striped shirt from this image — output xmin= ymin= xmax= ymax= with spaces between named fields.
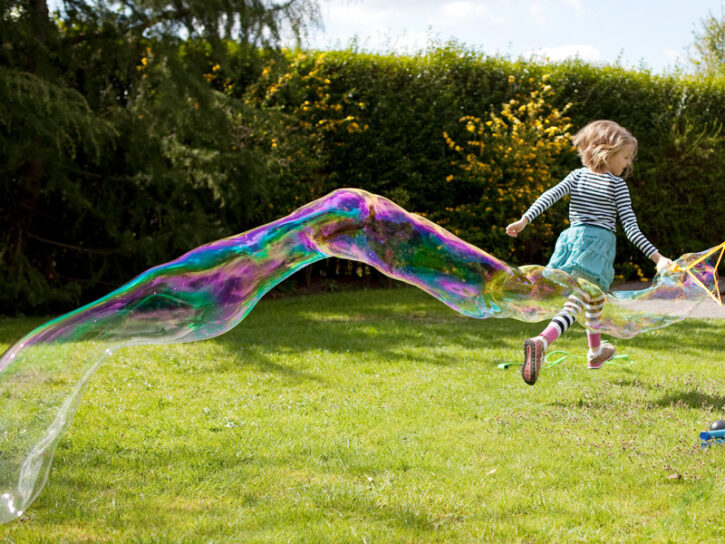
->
xmin=522 ymin=168 xmax=658 ymax=257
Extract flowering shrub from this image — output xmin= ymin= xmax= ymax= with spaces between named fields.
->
xmin=243 ymin=48 xmax=723 ymax=281
xmin=439 ymin=74 xmax=576 ymax=262
xmin=245 ymin=51 xmax=368 ymax=215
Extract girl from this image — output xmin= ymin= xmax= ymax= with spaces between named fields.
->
xmin=506 ymin=120 xmax=673 ymax=385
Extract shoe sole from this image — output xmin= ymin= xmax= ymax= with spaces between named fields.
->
xmin=521 ymin=339 xmax=541 ymax=385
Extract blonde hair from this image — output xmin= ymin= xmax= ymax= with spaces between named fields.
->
xmin=572 ymin=120 xmax=638 ymax=177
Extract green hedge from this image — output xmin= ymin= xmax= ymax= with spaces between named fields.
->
xmin=3 ymin=43 xmax=724 ymax=314
xmin=253 ymin=46 xmax=725 ymax=281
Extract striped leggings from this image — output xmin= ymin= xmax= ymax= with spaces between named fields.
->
xmin=539 ymin=291 xmax=606 ymax=349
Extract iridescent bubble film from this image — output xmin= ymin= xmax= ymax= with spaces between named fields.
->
xmin=0 ymin=189 xmax=721 ymax=522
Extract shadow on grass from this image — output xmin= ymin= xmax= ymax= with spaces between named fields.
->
xmin=653 ymin=390 xmax=725 ymax=410
xmin=219 ymin=344 xmax=328 ymax=383
xmin=214 ymin=298 xmax=534 ymax=375
xmin=624 ymin=319 xmax=725 ymax=357
xmin=160 ymin=287 xmax=725 ymax=382
xmin=550 ymin=374 xmax=725 ymax=411
xmin=3 ymin=287 xmax=722 ymax=391
xmin=214 ymin=289 xmax=725 ymax=380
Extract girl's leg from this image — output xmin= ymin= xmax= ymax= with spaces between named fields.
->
xmin=585 ymin=293 xmax=616 ymax=369
xmin=521 ymin=294 xmax=586 ymax=385
xmin=522 ymin=289 xmax=617 ymax=383
xmin=585 ymin=292 xmax=605 ymax=350
xmin=540 ymin=294 xmax=586 ymax=347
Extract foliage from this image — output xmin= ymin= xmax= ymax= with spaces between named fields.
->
xmin=245 ymin=47 xmax=725 ymax=280
xmin=245 ymin=50 xmax=370 ymax=217
xmin=688 ymin=6 xmax=725 ymax=77
xmin=0 ymin=66 xmax=115 ymax=311
xmin=2 ymin=32 xmax=725 ymax=313
xmin=439 ymin=74 xmax=575 ymax=261
xmin=0 ymin=0 xmax=321 ymax=313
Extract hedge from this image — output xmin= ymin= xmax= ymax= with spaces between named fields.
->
xmin=3 ymin=43 xmax=724 ymax=313
xmin=249 ymin=45 xmax=725 ymax=282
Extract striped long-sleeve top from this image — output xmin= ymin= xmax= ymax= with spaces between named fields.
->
xmin=522 ymin=167 xmax=658 ymax=258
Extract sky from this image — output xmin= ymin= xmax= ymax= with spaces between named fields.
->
xmin=305 ymin=0 xmax=724 ymax=73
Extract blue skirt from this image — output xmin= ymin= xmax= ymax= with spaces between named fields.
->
xmin=548 ymin=224 xmax=616 ymax=291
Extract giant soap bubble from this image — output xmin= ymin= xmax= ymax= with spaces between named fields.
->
xmin=0 ymin=189 xmax=722 ymax=522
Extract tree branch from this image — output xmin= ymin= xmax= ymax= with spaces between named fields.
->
xmin=62 ymin=8 xmax=190 ymax=46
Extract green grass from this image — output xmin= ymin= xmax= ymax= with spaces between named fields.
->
xmin=0 ymin=287 xmax=723 ymax=543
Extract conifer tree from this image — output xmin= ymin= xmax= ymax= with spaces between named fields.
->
xmin=0 ymin=0 xmax=320 ymax=313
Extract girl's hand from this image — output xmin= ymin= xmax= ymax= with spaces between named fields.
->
xmin=653 ymin=253 xmax=674 ymax=274
xmin=506 ymin=218 xmax=529 ymax=238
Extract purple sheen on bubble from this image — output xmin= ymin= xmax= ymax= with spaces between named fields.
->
xmin=0 ymin=188 xmax=720 ymax=522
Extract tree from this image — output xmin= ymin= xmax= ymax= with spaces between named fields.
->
xmin=0 ymin=0 xmax=321 ymax=313
xmin=688 ymin=6 xmax=725 ymax=76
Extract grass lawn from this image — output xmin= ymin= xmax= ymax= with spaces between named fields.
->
xmin=0 ymin=286 xmax=723 ymax=543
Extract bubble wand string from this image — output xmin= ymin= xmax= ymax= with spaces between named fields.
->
xmin=496 ymin=351 xmax=634 ymax=370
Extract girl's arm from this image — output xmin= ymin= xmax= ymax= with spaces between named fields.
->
xmin=614 ymin=179 xmax=672 ymax=271
xmin=506 ymin=171 xmax=576 ymax=238
xmin=506 ymin=217 xmax=529 ymax=237
xmin=650 ymin=251 xmax=675 ymax=273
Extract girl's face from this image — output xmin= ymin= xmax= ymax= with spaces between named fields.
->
xmin=606 ymin=143 xmax=635 ymax=176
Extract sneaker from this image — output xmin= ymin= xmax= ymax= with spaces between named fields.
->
xmin=587 ymin=342 xmax=616 ymax=369
xmin=522 ymin=337 xmax=546 ymax=385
